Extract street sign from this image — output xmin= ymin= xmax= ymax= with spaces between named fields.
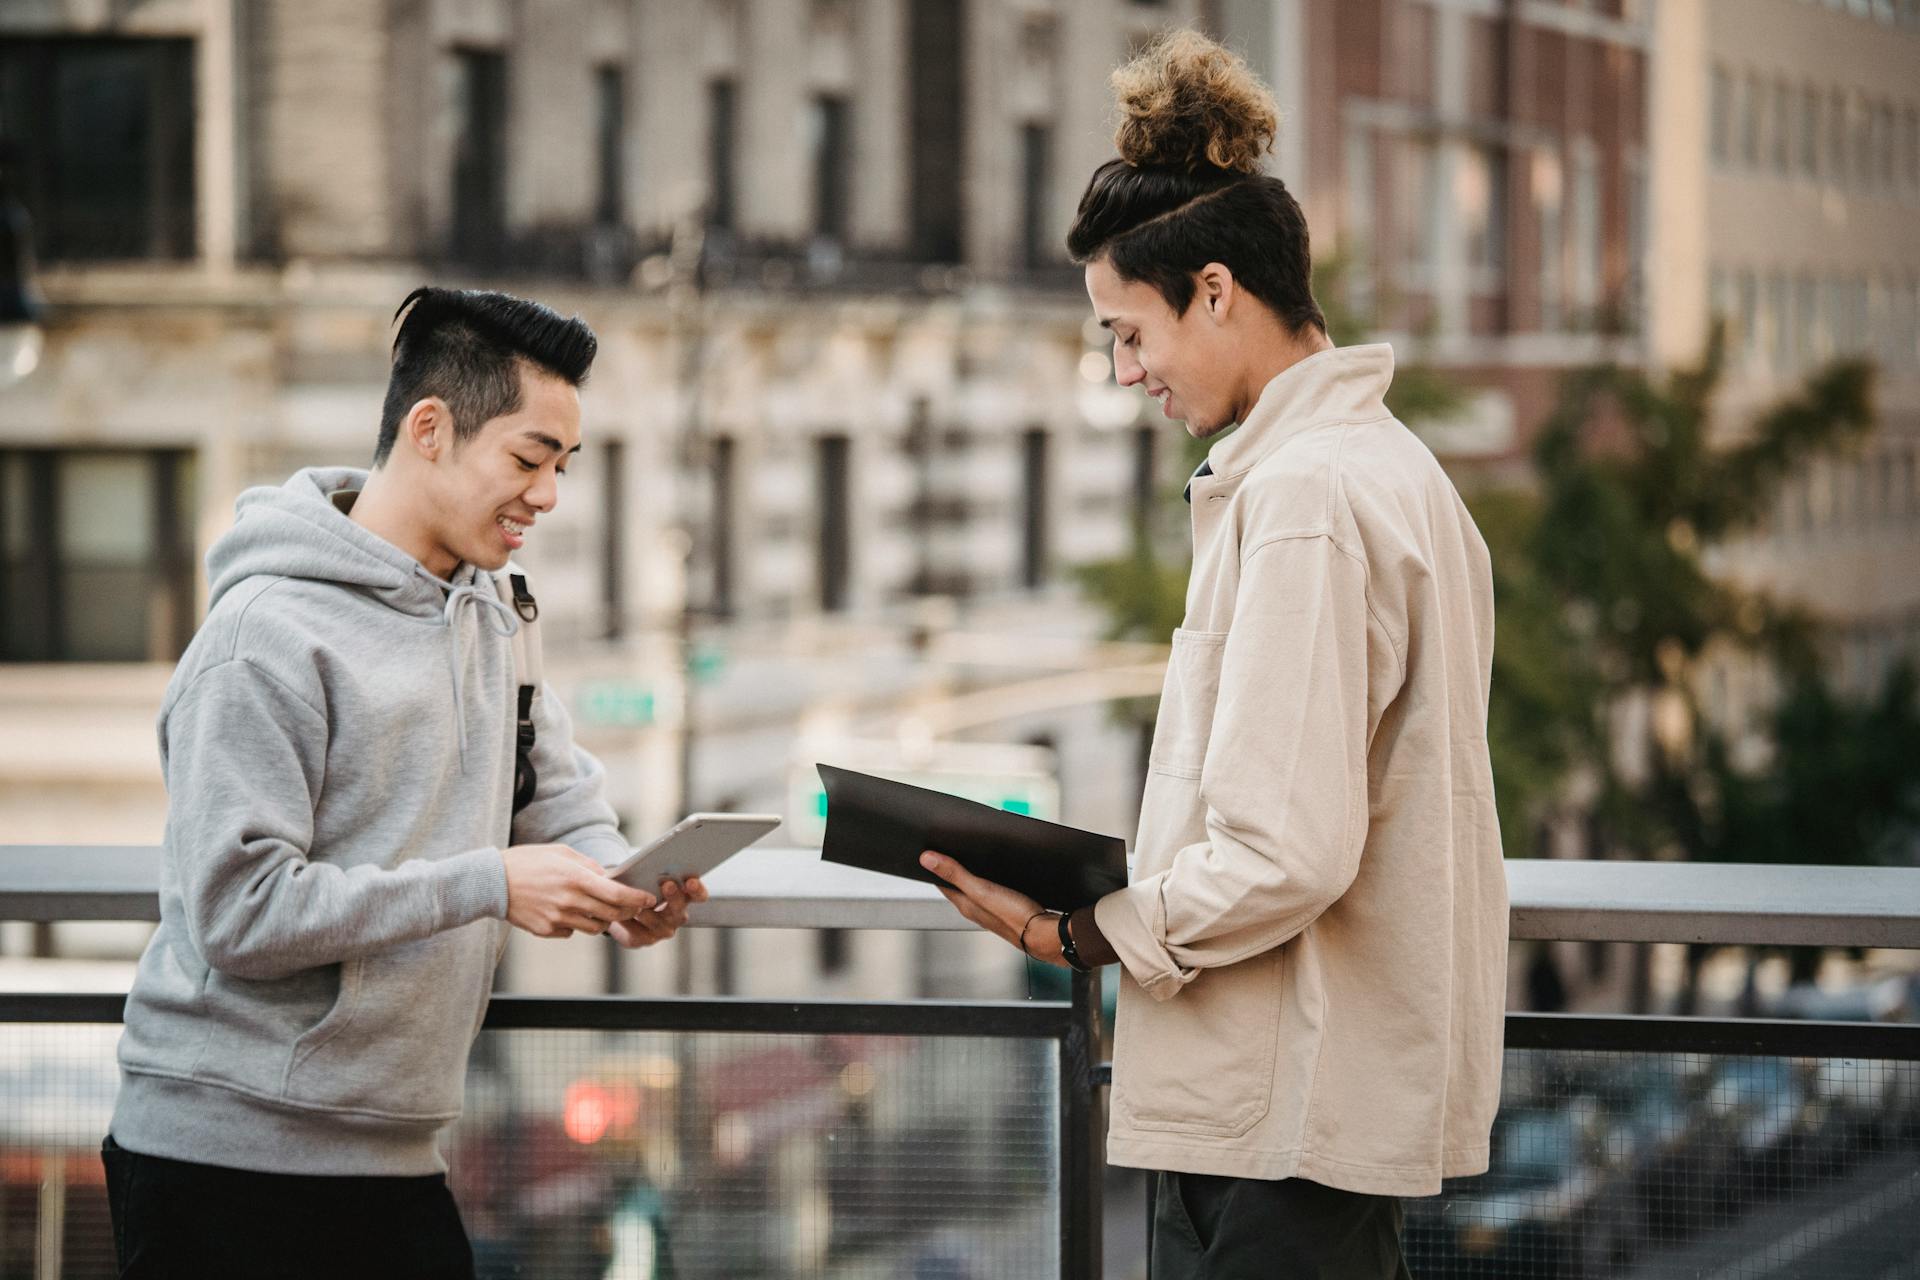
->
xmin=577 ymin=682 xmax=657 ymax=728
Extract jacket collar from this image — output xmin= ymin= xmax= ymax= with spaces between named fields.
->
xmin=1203 ymin=343 xmax=1396 ymax=480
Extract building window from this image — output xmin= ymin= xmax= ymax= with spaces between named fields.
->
xmin=1709 ymin=65 xmax=1732 ymax=166
xmin=809 ymin=94 xmax=851 ymax=243
xmin=1343 ymin=124 xmax=1377 ymax=310
xmin=1850 ymin=93 xmax=1873 ymax=190
xmin=600 ymin=438 xmax=626 ymax=640
xmin=1397 ymin=136 xmax=1443 ymax=289
xmin=1795 ymin=274 xmax=1819 ymax=368
xmin=707 ymin=78 xmax=737 ymax=233
xmin=1130 ymin=425 xmax=1158 ymax=541
xmin=815 ymin=435 xmax=850 ymax=613
xmin=1568 ymin=140 xmax=1601 ymax=322
xmin=1799 ymin=85 xmax=1821 ymax=179
xmin=452 ymin=50 xmax=508 ymax=267
xmin=1020 ymin=122 xmax=1053 ymax=271
xmin=1771 ymin=80 xmax=1792 ymax=174
xmin=1768 ymin=273 xmax=1792 ymax=372
xmin=907 ymin=0 xmax=966 ymax=263
xmin=1020 ymin=428 xmax=1049 ymax=590
xmin=1737 ymin=270 xmax=1759 ymax=368
xmin=1830 ymin=89 xmax=1850 ymax=187
xmin=1874 ymin=101 xmax=1897 ymax=190
xmin=1459 ymin=144 xmax=1507 ymax=285
xmin=1534 ymin=148 xmax=1564 ymax=331
xmin=709 ymin=435 xmax=736 ymax=618
xmin=0 ymin=37 xmax=196 ymax=261
xmin=1742 ymin=73 xmax=1764 ymax=168
xmin=1 ymin=449 xmax=196 ymax=662
xmin=594 ymin=65 xmax=626 ymax=228
xmin=1624 ymin=151 xmax=1647 ymax=335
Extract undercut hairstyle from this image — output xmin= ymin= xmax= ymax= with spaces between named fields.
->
xmin=1066 ymin=30 xmax=1326 ymax=336
xmin=374 ymin=287 xmax=598 ymax=467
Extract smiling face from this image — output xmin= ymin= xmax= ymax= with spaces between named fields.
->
xmin=423 ymin=361 xmax=581 ymax=574
xmin=1086 ymin=255 xmax=1242 ymax=439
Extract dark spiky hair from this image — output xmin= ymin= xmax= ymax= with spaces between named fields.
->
xmin=374 ymin=287 xmax=598 ymax=466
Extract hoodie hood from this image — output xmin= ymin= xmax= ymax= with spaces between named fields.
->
xmin=206 ymin=466 xmax=520 ymax=768
xmin=208 ymin=466 xmax=462 ymax=619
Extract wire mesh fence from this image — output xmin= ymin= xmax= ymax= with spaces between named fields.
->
xmin=451 ymin=1028 xmax=1062 ymax=1279
xmin=1402 ymin=1046 xmax=1920 ymax=1279
xmin=0 ymin=1017 xmax=1064 ymax=1280
xmin=1 ymin=1010 xmax=1917 ymax=1278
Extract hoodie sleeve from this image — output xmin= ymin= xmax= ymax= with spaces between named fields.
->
xmin=510 ymin=681 xmax=629 ymax=865
xmin=163 ymin=659 xmax=510 ymax=981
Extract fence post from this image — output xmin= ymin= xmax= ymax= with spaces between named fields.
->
xmin=1061 ymin=967 xmax=1103 ymax=1279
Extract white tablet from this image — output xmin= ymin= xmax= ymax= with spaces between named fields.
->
xmin=607 ymin=812 xmax=781 ymax=890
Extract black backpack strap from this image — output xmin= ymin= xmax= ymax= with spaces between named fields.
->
xmin=493 ymin=564 xmax=543 ymax=817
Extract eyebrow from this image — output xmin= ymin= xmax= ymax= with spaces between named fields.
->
xmin=520 ymin=431 xmax=582 ymax=456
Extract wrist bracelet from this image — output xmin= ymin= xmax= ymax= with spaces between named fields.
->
xmin=1058 ymin=909 xmax=1091 ymax=973
xmin=1019 ymin=909 xmax=1056 ymax=960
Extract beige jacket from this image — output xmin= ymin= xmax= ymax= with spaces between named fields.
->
xmin=1093 ymin=344 xmax=1507 ymax=1198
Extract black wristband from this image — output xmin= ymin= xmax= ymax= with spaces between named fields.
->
xmin=1058 ymin=909 xmax=1091 ymax=973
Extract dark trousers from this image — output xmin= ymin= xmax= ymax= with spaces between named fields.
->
xmin=102 ymin=1135 xmax=474 ymax=1280
xmin=1151 ymin=1170 xmax=1412 ymax=1280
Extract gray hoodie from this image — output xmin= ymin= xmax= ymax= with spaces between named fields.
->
xmin=112 ymin=467 xmax=628 ymax=1175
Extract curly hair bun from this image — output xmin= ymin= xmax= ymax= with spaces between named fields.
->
xmin=1111 ymin=29 xmax=1278 ymax=175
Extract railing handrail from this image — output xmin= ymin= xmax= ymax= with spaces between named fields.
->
xmin=3 ymin=845 xmax=1918 ymax=948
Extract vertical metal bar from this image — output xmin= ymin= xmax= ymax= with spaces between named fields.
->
xmin=1145 ymin=1170 xmax=1156 ymax=1279
xmin=1060 ymin=967 xmax=1102 ymax=1280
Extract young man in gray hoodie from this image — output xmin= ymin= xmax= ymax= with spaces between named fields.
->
xmin=104 ymin=288 xmax=701 ymax=1278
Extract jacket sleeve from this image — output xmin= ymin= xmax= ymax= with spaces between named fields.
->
xmin=164 ymin=660 xmax=510 ymax=981
xmin=509 ymin=681 xmax=629 ymax=865
xmin=1093 ymin=532 xmax=1387 ymax=1000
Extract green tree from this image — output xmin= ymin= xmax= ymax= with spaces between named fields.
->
xmin=1515 ymin=327 xmax=1920 ymax=1010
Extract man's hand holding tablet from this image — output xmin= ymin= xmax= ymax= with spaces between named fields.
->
xmin=607 ymin=812 xmax=782 ymax=892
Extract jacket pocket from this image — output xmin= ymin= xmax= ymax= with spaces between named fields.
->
xmin=1113 ymin=946 xmax=1282 ymax=1137
xmin=282 ymin=923 xmax=496 ymax=1121
xmin=1148 ymin=629 xmax=1228 ymax=780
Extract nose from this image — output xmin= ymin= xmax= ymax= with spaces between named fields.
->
xmin=524 ymin=467 xmax=558 ymax=513
xmin=1112 ymin=339 xmax=1146 ymax=388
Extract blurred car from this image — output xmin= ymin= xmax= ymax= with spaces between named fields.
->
xmin=1405 ymin=1102 xmax=1641 ymax=1279
xmin=1692 ymin=1056 xmax=1825 ymax=1215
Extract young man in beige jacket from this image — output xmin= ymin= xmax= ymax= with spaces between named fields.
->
xmin=922 ymin=34 xmax=1507 ymax=1279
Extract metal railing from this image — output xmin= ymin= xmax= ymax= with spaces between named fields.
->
xmin=0 ymin=847 xmax=1917 ymax=1279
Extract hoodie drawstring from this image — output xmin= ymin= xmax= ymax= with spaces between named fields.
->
xmin=419 ymin=567 xmax=520 ymax=770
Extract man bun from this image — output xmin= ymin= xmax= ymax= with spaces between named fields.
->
xmin=1111 ymin=29 xmax=1278 ymax=175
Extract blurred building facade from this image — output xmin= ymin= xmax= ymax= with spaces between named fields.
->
xmin=5 ymin=0 xmax=1914 ymax=1006
xmin=1222 ymin=0 xmax=1652 ymax=472
xmin=1646 ymin=0 xmax=1920 ymax=714
xmin=0 ymin=0 xmax=1208 ymax=996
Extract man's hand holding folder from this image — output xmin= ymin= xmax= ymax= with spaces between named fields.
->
xmin=918 ymin=849 xmax=1119 ymax=970
xmin=817 ymin=764 xmax=1126 ymax=971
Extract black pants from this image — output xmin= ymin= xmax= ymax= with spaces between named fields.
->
xmin=102 ymin=1135 xmax=474 ymax=1280
xmin=1151 ymin=1170 xmax=1412 ymax=1280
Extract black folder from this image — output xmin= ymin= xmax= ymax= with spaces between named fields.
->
xmin=817 ymin=763 xmax=1128 ymax=912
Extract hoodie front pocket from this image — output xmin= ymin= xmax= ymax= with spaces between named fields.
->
xmin=1148 ymin=629 xmax=1228 ymax=779
xmin=192 ymin=961 xmax=357 ymax=1098
xmin=287 ymin=959 xmax=364 ymax=1073
xmin=283 ymin=923 xmax=495 ymax=1121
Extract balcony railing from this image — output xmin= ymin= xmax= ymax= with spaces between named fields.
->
xmin=0 ymin=848 xmax=1915 ymax=1279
